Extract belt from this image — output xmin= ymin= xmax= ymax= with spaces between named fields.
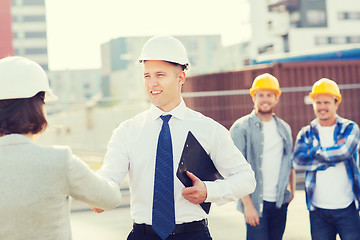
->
xmin=133 ymin=219 xmax=207 ymax=235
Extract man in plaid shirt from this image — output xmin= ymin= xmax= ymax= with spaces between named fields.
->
xmin=293 ymin=78 xmax=360 ymax=240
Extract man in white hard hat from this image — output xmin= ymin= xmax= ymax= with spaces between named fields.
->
xmin=293 ymin=78 xmax=360 ymax=240
xmin=95 ymin=35 xmax=256 ymax=240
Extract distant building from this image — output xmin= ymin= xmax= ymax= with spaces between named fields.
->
xmin=48 ymin=69 xmax=101 ymax=102
xmin=0 ymin=0 xmax=13 ymax=58
xmin=100 ymin=35 xmax=223 ymax=99
xmin=248 ymin=0 xmax=360 ymax=61
xmin=178 ymin=35 xmax=222 ymax=75
xmin=0 ymin=0 xmax=49 ymax=70
xmin=100 ymin=36 xmax=148 ymax=101
xmin=216 ymin=42 xmax=250 ymax=71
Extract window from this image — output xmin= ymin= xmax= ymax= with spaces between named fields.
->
xmin=306 ymin=10 xmax=326 ymax=26
xmin=348 ymin=36 xmax=360 ymax=43
xmin=338 ymin=12 xmax=360 ymax=20
xmin=12 ymin=0 xmax=23 ymax=6
xmin=315 ymin=36 xmax=329 ymax=45
xmin=25 ymin=48 xmax=47 ymax=54
xmin=23 ymin=0 xmax=45 ymax=5
xmin=338 ymin=12 xmax=347 ymax=20
xmin=13 ymin=32 xmax=25 ymax=39
xmin=13 ymin=16 xmax=22 ymax=22
xmin=331 ymin=36 xmax=347 ymax=44
xmin=23 ymin=15 xmax=46 ymax=22
xmin=25 ymin=32 xmax=47 ymax=38
xmin=14 ymin=49 xmax=22 ymax=55
xmin=258 ymin=44 xmax=274 ymax=54
xmin=290 ymin=11 xmax=301 ymax=28
xmin=13 ymin=0 xmax=45 ymax=6
xmin=316 ymin=36 xmax=360 ymax=45
xmin=348 ymin=12 xmax=360 ymax=20
xmin=13 ymin=15 xmax=45 ymax=22
xmin=299 ymin=0 xmax=327 ymax=27
xmin=282 ymin=34 xmax=289 ymax=52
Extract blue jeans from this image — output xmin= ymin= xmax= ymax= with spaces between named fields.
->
xmin=127 ymin=226 xmax=212 ymax=240
xmin=309 ymin=202 xmax=360 ymax=240
xmin=246 ymin=201 xmax=288 ymax=240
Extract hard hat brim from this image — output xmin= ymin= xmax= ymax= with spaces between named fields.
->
xmin=45 ymin=90 xmax=58 ymax=102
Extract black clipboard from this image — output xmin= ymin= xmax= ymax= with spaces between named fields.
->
xmin=176 ymin=131 xmax=224 ymax=214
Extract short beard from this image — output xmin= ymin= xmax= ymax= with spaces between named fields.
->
xmin=318 ymin=116 xmax=330 ymax=121
xmin=257 ymin=109 xmax=274 ymax=115
xmin=316 ymin=111 xmax=329 ymax=121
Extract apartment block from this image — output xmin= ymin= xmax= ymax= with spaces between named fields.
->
xmin=9 ymin=0 xmax=48 ymax=70
xmin=249 ymin=0 xmax=360 ymax=59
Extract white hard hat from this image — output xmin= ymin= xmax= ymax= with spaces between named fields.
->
xmin=138 ymin=35 xmax=190 ymax=69
xmin=0 ymin=56 xmax=57 ymax=101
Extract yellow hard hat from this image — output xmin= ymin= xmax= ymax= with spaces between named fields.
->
xmin=309 ymin=78 xmax=341 ymax=103
xmin=250 ymin=73 xmax=281 ymax=97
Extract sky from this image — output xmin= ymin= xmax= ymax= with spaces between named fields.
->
xmin=45 ymin=0 xmax=251 ymax=70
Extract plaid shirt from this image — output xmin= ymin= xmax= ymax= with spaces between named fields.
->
xmin=293 ymin=115 xmax=360 ymax=211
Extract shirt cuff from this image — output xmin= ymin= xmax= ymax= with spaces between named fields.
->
xmin=204 ymin=181 xmax=220 ymax=203
xmin=310 ymin=145 xmax=321 ymax=157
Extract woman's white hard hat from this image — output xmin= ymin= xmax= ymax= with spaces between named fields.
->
xmin=0 ymin=56 xmax=58 ymax=101
xmin=138 ymin=35 xmax=190 ymax=69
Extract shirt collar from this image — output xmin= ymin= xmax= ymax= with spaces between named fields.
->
xmin=250 ymin=109 xmax=277 ymax=125
xmin=250 ymin=110 xmax=261 ymax=124
xmin=149 ymin=98 xmax=187 ymax=121
xmin=0 ymin=134 xmax=33 ymax=145
xmin=310 ymin=114 xmax=342 ymax=128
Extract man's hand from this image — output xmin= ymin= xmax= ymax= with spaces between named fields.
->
xmin=181 ymin=171 xmax=207 ymax=204
xmin=289 ymin=189 xmax=295 ymax=204
xmin=244 ymin=204 xmax=260 ymax=227
xmin=288 ymin=168 xmax=296 ymax=204
xmin=91 ymin=207 xmax=104 ymax=213
xmin=241 ymin=195 xmax=260 ymax=227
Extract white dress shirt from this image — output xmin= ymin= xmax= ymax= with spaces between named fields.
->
xmin=97 ymin=99 xmax=255 ymax=224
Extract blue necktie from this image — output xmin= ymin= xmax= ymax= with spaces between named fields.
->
xmin=152 ymin=115 xmax=175 ymax=240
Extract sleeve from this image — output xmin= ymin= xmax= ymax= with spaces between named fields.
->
xmin=66 ymin=152 xmax=122 ymax=210
xmin=316 ymin=123 xmax=359 ymax=162
xmin=284 ymin=121 xmax=294 ymax=168
xmin=229 ymin=119 xmax=247 ymax=158
xmin=203 ymin=123 xmax=256 ymax=205
xmin=96 ymin=125 xmax=130 ymax=187
xmin=293 ymin=127 xmax=331 ymax=171
xmin=294 ymin=123 xmax=360 ymax=172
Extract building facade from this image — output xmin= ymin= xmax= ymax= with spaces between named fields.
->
xmin=249 ymin=0 xmax=360 ymax=61
xmin=0 ymin=0 xmax=49 ymax=70
xmin=0 ymin=0 xmax=14 ymax=58
xmin=48 ymin=69 xmax=101 ymax=102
